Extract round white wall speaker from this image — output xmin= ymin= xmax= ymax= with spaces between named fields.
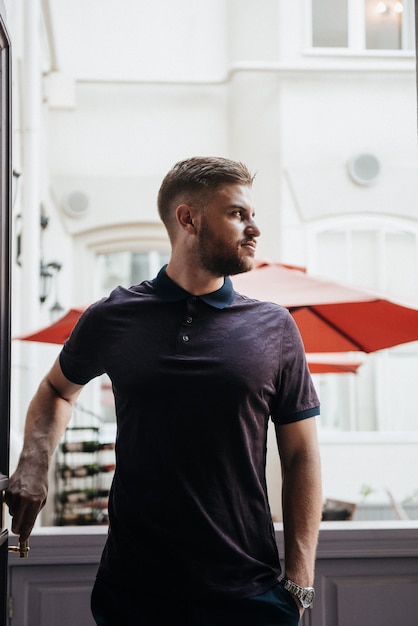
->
xmin=62 ymin=190 xmax=90 ymax=218
xmin=347 ymin=154 xmax=380 ymax=186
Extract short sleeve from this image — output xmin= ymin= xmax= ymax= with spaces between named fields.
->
xmin=270 ymin=312 xmax=320 ymax=425
xmin=59 ymin=300 xmax=106 ymax=385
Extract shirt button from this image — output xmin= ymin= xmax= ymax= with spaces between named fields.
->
xmin=185 ymin=316 xmax=193 ymax=324
xmin=182 ymin=335 xmax=190 ymax=342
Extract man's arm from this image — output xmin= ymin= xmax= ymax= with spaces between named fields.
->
xmin=5 ymin=357 xmax=84 ymax=541
xmin=275 ymin=417 xmax=322 ymax=589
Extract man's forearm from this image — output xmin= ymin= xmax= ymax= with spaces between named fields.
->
xmin=20 ymin=377 xmax=74 ymax=466
xmin=281 ymin=447 xmax=322 ymax=586
xmin=6 ymin=373 xmax=77 ymax=540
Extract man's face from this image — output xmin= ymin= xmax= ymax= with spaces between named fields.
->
xmin=197 ymin=184 xmax=261 ymax=277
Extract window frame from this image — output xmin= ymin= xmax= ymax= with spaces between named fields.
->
xmin=306 ymin=0 xmax=416 ymax=56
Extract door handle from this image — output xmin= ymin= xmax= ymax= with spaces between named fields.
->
xmin=8 ymin=539 xmax=29 ymax=558
xmin=1 ymin=476 xmax=30 ymax=558
xmin=1 ymin=476 xmax=30 ymax=557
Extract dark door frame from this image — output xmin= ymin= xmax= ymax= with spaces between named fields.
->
xmin=0 ymin=7 xmax=11 ymax=626
xmin=416 ymin=0 xmax=418 ymax=135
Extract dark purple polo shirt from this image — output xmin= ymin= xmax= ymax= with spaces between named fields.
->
xmin=59 ymin=266 xmax=319 ymax=600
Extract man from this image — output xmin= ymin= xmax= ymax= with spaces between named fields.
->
xmin=6 ymin=157 xmax=322 ymax=625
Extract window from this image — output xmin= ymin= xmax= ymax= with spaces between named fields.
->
xmin=312 ymin=0 xmax=348 ymax=48
xmin=315 ymin=227 xmax=418 ymax=299
xmin=309 ymin=221 xmax=418 ymax=435
xmin=96 ymin=250 xmax=170 ymax=299
xmin=310 ymin=0 xmax=414 ymax=51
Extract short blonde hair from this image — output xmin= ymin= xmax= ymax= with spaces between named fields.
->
xmin=157 ymin=156 xmax=255 ymax=228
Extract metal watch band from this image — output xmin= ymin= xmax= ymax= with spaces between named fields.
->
xmin=281 ymin=577 xmax=315 ymax=609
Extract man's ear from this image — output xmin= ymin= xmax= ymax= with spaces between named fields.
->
xmin=176 ymin=204 xmax=196 ymax=233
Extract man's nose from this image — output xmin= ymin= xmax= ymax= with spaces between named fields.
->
xmin=246 ymin=218 xmax=261 ymax=238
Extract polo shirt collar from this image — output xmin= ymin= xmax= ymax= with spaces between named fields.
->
xmin=152 ymin=265 xmax=235 ymax=309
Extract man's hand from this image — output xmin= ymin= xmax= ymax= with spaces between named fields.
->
xmin=5 ymin=466 xmax=48 ymax=542
xmin=293 ymin=596 xmax=304 ymax=619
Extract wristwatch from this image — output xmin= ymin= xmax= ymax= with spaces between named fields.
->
xmin=280 ymin=577 xmax=315 ymax=609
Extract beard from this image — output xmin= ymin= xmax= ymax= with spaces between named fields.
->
xmin=197 ymin=218 xmax=254 ymax=277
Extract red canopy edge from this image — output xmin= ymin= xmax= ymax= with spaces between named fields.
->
xmin=14 ymin=308 xmax=86 ymax=345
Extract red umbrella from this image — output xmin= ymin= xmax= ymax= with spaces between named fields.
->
xmin=232 ymin=260 xmax=418 ymax=353
xmin=306 ymin=354 xmax=362 ymax=374
xmin=18 ymin=261 xmax=418 ymax=357
xmin=16 ymin=308 xmax=85 ymax=345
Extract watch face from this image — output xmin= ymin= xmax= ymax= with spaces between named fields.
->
xmin=302 ymin=589 xmax=315 ymax=608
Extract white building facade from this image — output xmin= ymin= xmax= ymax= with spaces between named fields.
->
xmin=3 ymin=0 xmax=418 ymax=523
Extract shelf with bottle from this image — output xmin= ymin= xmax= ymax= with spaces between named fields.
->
xmin=57 ymin=462 xmax=115 ymax=479
xmin=55 ymin=425 xmax=115 ymax=526
xmin=60 ymin=441 xmax=115 ymax=453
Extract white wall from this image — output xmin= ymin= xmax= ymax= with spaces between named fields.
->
xmin=321 ymin=439 xmax=418 ymax=506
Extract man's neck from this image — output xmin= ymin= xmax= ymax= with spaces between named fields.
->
xmin=165 ymin=261 xmax=224 ymax=296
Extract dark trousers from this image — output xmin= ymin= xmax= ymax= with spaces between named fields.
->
xmin=91 ymin=578 xmax=300 ymax=626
